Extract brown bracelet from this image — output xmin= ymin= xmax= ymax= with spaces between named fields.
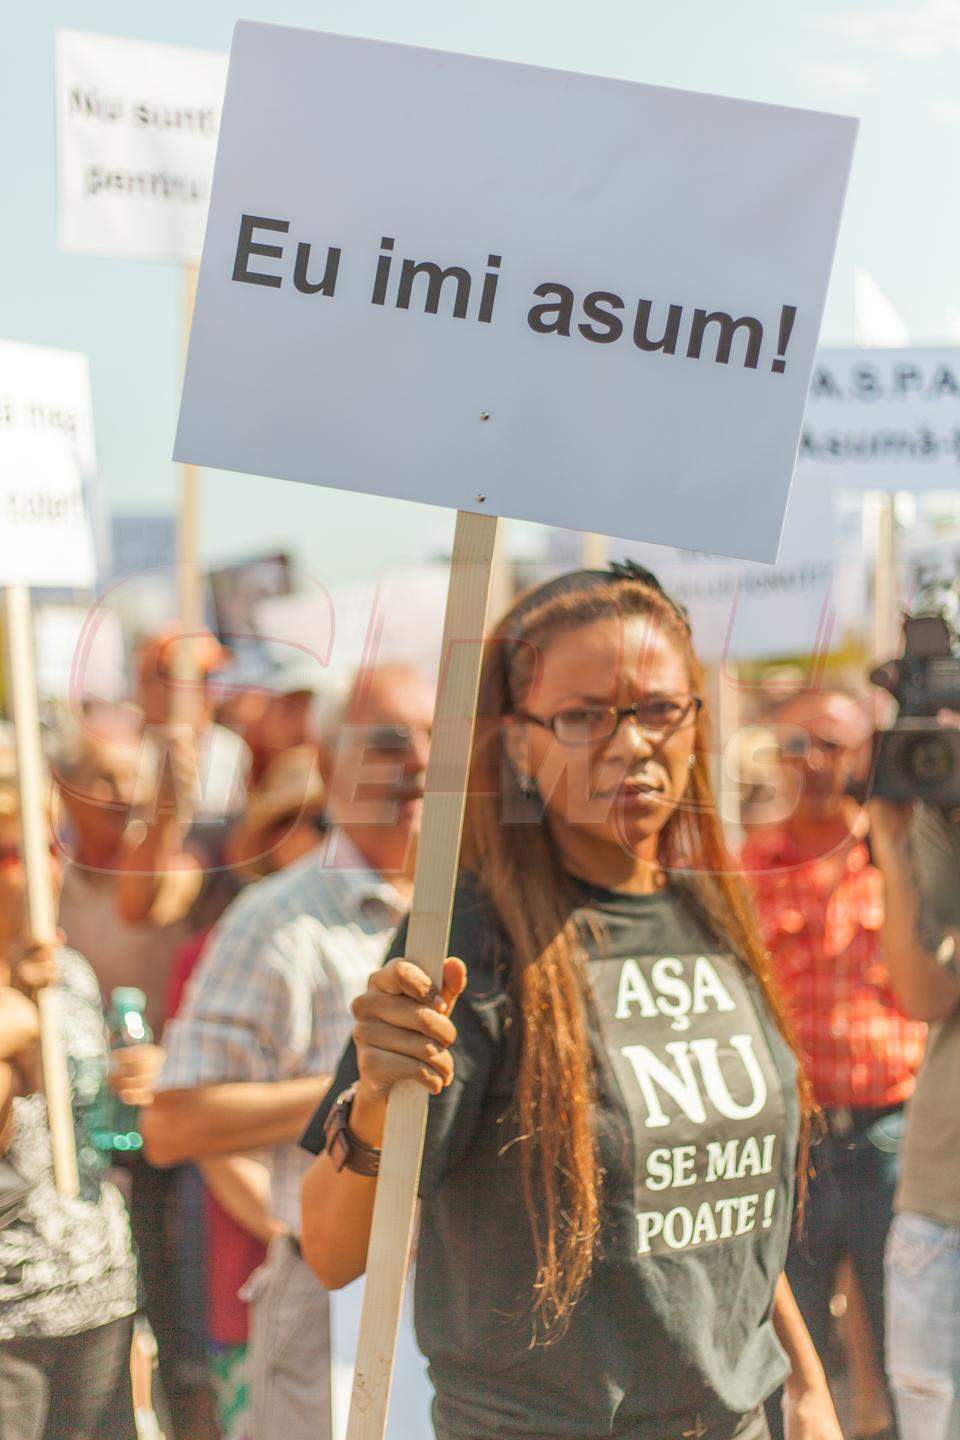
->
xmin=323 ymin=1083 xmax=381 ymax=1177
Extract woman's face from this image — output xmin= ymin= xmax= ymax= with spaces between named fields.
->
xmin=506 ymin=614 xmax=698 ymax=883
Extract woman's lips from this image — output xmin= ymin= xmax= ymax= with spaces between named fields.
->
xmin=619 ymin=786 xmax=664 ymax=812
xmin=599 ymin=777 xmax=667 ymax=810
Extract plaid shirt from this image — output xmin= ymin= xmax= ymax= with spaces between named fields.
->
xmin=741 ymin=826 xmax=926 ymax=1110
xmin=157 ymin=833 xmax=405 ymax=1231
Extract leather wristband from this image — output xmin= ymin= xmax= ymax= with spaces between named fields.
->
xmin=324 ymin=1082 xmax=381 ymax=1177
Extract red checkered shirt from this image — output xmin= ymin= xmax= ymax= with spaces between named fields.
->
xmin=740 ymin=826 xmax=926 ymax=1110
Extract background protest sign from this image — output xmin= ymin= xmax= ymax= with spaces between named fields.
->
xmin=55 ymin=30 xmax=227 ymax=264
xmin=617 ymin=476 xmax=840 ymax=665
xmin=33 ymin=604 xmax=124 ymax=703
xmin=0 ymin=337 xmax=102 ymax=572
xmin=254 ymin=566 xmax=452 ymax=689
xmin=0 ymin=338 xmax=97 ymax=483
xmin=0 ymin=431 xmax=97 ymax=589
xmin=108 ymin=513 xmax=178 ymax=579
xmin=176 ymin=22 xmax=856 ymax=564
xmin=799 ymin=346 xmax=960 ymax=490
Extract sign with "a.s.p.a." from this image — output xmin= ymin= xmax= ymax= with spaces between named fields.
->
xmin=799 ymin=346 xmax=960 ymax=491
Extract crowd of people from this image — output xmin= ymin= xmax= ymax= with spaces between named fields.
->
xmin=1 ymin=561 xmax=958 ymax=1440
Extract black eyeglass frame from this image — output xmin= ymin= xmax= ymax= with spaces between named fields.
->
xmin=355 ymin=723 xmax=432 ymax=752
xmin=514 ymin=694 xmax=703 ymax=747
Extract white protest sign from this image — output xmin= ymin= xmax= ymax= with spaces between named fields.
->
xmin=799 ymin=347 xmax=960 ymax=490
xmin=615 ymin=477 xmax=839 ymax=663
xmin=0 ymin=432 xmax=97 ymax=589
xmin=894 ymin=524 xmax=960 ymax=621
xmin=33 ymin=604 xmax=124 ymax=701
xmin=0 ymin=339 xmax=97 ymax=482
xmin=254 ymin=567 xmax=452 ymax=687
xmin=175 ymin=23 xmax=856 ymax=563
xmin=56 ymin=30 xmax=227 ymax=264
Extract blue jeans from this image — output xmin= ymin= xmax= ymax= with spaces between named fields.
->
xmin=885 ymin=1212 xmax=960 ymax=1440
xmin=765 ymin=1105 xmax=905 ymax=1440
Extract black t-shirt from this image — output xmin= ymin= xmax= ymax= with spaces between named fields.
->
xmin=302 ymin=876 xmax=799 ymax=1440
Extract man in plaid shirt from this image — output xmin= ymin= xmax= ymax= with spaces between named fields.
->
xmin=741 ymin=688 xmax=926 ymax=1440
xmin=144 ymin=663 xmax=435 ymax=1440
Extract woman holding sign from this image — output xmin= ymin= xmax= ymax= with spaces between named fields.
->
xmin=301 ymin=563 xmax=841 ymax=1440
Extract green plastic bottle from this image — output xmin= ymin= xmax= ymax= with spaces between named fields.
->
xmin=92 ymin=987 xmax=152 ymax=1154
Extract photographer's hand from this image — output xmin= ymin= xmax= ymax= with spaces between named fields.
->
xmin=867 ymin=796 xmax=915 ymax=850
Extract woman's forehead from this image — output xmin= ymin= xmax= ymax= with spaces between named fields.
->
xmin=534 ymin=614 xmax=689 ymax=693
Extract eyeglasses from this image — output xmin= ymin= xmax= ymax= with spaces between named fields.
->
xmin=516 ymin=694 xmax=702 ymax=747
xmin=779 ymin=733 xmax=845 ymax=759
xmin=265 ymin=809 xmax=327 ymax=837
xmin=360 ymin=724 xmax=431 ymax=752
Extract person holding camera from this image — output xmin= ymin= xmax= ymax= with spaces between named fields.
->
xmin=740 ymin=688 xmax=928 ymax=1440
xmin=868 ymin=793 xmax=960 ymax=1440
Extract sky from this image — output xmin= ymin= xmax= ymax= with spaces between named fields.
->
xmin=3 ymin=0 xmax=960 ymax=586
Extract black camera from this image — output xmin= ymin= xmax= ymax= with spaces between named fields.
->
xmin=867 ymin=601 xmax=960 ymax=806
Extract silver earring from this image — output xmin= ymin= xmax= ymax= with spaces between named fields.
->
xmin=517 ymin=772 xmax=539 ymax=797
xmin=687 ymin=753 xmax=696 ymax=769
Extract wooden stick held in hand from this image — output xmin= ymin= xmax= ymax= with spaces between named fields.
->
xmin=346 ymin=509 xmax=499 ymax=1440
xmin=3 ymin=584 xmax=78 ymax=1196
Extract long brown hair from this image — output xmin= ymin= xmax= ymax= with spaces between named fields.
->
xmin=461 ymin=569 xmax=814 ymax=1337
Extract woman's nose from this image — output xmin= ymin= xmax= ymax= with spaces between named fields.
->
xmin=608 ymin=713 xmax=655 ymax=761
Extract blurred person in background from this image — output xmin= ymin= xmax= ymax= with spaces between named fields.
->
xmin=867 ymin=788 xmax=960 ymax=1440
xmin=161 ymin=746 xmax=327 ymax=1440
xmin=54 ymin=707 xmax=202 ymax=1034
xmin=741 ymin=689 xmax=927 ymax=1440
xmin=52 ymin=708 xmax=214 ymax=1440
xmin=0 ymin=745 xmax=145 ymax=1440
xmin=226 ymin=745 xmax=326 ymax=879
xmin=238 ymin=655 xmax=322 ymax=786
xmin=134 ymin=629 xmax=251 ymax=838
xmin=143 ymin=663 xmax=435 ymax=1440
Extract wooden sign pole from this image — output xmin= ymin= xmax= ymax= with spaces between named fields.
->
xmin=581 ymin=532 xmax=606 ymax=569
xmin=3 ymin=584 xmax=79 ymax=1196
xmin=178 ymin=264 xmax=202 ymax=657
xmin=169 ymin=263 xmax=203 ymax=815
xmin=346 ymin=508 xmax=499 ymax=1440
xmin=871 ymin=492 xmax=899 ymax=663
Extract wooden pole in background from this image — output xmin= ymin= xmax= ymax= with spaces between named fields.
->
xmin=346 ymin=509 xmax=499 ymax=1440
xmin=3 ymin=584 xmax=78 ymax=1196
xmin=582 ymin=532 xmax=606 ymax=569
xmin=178 ymin=264 xmax=202 ymax=648
xmin=169 ymin=263 xmax=203 ymax=814
xmin=871 ymin=492 xmax=900 ymax=663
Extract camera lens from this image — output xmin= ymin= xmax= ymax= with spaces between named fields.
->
xmin=905 ymin=733 xmax=955 ymax=787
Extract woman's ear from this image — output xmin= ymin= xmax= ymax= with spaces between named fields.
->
xmin=499 ymin=717 xmax=545 ymax=822
xmin=500 ymin=716 xmax=531 ymax=786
